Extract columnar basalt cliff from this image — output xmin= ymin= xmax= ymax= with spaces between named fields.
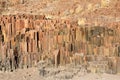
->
xmin=0 ymin=14 xmax=120 ymax=73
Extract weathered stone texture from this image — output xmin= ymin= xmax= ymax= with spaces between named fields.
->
xmin=0 ymin=14 xmax=120 ymax=73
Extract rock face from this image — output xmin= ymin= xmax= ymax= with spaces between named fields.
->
xmin=0 ymin=14 xmax=120 ymax=73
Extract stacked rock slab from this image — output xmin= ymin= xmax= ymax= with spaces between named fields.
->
xmin=0 ymin=14 xmax=120 ymax=73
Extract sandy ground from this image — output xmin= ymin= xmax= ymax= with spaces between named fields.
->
xmin=0 ymin=66 xmax=120 ymax=80
xmin=0 ymin=68 xmax=40 ymax=80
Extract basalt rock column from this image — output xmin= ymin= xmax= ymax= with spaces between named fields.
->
xmin=0 ymin=14 xmax=120 ymax=73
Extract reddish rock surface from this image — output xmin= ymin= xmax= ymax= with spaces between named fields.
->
xmin=0 ymin=1 xmax=120 ymax=80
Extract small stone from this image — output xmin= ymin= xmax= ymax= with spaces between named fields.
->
xmin=77 ymin=18 xmax=86 ymax=26
xmin=69 ymin=9 xmax=74 ymax=14
xmin=75 ymin=5 xmax=83 ymax=14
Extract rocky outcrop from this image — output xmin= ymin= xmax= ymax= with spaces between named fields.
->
xmin=0 ymin=14 xmax=120 ymax=73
